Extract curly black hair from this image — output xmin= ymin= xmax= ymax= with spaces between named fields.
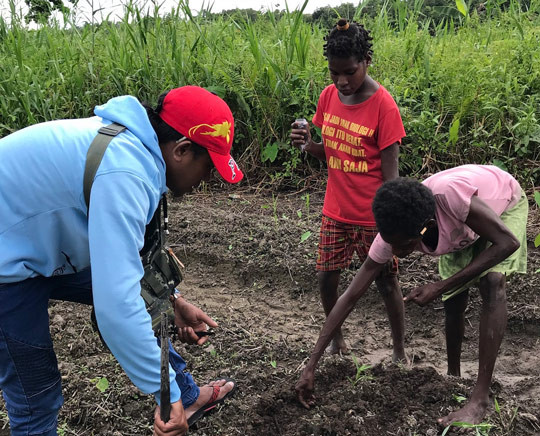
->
xmin=143 ymin=91 xmax=206 ymax=157
xmin=372 ymin=178 xmax=436 ymax=238
xmin=142 ymin=91 xmax=182 ymax=144
xmin=323 ymin=18 xmax=373 ymax=61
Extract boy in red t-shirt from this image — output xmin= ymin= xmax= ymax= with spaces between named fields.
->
xmin=291 ymin=19 xmax=406 ymax=359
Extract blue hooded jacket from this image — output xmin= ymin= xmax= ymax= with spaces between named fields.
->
xmin=0 ymin=96 xmax=181 ymax=404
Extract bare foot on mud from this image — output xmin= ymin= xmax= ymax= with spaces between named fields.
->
xmin=185 ymin=379 xmax=235 ymax=421
xmin=438 ymin=399 xmax=489 ymax=427
xmin=325 ymin=337 xmax=348 ymax=355
xmin=392 ymin=350 xmax=408 ymax=364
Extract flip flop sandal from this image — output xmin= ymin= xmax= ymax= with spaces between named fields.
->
xmin=187 ymin=377 xmax=237 ymax=427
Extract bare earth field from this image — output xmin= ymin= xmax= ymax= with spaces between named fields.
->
xmin=1 ymin=189 xmax=539 ymax=436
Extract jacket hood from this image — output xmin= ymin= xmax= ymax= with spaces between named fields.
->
xmin=94 ymin=96 xmax=164 ymax=171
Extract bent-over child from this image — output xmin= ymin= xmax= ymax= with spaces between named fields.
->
xmin=296 ymin=164 xmax=527 ymax=427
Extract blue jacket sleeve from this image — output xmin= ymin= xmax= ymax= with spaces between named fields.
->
xmin=87 ymin=171 xmax=181 ymax=405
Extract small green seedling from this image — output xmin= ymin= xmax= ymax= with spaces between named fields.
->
xmin=0 ymin=410 xmax=9 ymax=425
xmin=494 ymin=396 xmax=500 ymax=413
xmin=348 ymin=356 xmax=372 ymax=386
xmin=300 ymin=231 xmax=312 ymax=243
xmin=301 ymin=193 xmax=311 ymax=222
xmin=452 ymin=394 xmax=467 ymax=403
xmin=494 ymin=397 xmax=519 ymax=432
xmin=261 ymin=194 xmax=279 ymax=226
xmin=271 ymin=194 xmax=278 ymax=226
xmin=57 ymin=423 xmax=69 ymax=436
xmin=441 ymin=421 xmax=493 ymax=436
xmin=90 ymin=377 xmax=109 ymax=393
xmin=270 ymin=360 xmax=277 ymax=368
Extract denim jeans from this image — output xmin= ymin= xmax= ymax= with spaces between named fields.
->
xmin=0 ymin=269 xmax=199 ymax=435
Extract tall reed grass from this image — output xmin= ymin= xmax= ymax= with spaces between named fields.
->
xmin=1 ymin=0 xmax=539 ymax=185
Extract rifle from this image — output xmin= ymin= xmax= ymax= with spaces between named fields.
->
xmin=160 ymin=312 xmax=171 ymax=422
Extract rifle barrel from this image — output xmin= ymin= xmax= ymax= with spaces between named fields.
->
xmin=160 ymin=312 xmax=171 ymax=422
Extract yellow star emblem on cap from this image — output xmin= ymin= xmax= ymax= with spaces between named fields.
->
xmin=189 ymin=121 xmax=231 ymax=144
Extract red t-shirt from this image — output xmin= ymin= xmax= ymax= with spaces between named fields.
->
xmin=312 ymin=84 xmax=406 ymax=225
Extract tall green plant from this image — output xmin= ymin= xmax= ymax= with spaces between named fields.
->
xmin=0 ymin=0 xmax=538 ymax=185
xmin=534 ymin=191 xmax=540 ymax=249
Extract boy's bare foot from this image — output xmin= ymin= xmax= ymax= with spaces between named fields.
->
xmin=392 ymin=349 xmax=408 ymax=364
xmin=325 ymin=337 xmax=348 ymax=354
xmin=185 ymin=379 xmax=235 ymax=422
xmin=438 ymin=399 xmax=489 ymax=427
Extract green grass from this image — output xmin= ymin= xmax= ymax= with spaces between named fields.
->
xmin=1 ymin=0 xmax=539 ymax=184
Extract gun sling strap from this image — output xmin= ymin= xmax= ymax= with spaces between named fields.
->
xmin=84 ymin=123 xmax=126 ymax=209
xmin=84 ymin=123 xmax=183 ymax=333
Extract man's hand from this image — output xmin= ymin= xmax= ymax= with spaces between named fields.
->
xmin=295 ymin=368 xmax=316 ymax=409
xmin=171 ymin=296 xmax=218 ymax=345
xmin=154 ymin=401 xmax=188 ymax=436
xmin=403 ymin=281 xmax=445 ymax=306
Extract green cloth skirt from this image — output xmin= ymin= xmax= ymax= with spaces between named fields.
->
xmin=439 ymin=190 xmax=528 ymax=302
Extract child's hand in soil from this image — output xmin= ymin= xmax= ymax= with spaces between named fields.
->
xmin=154 ymin=400 xmax=188 ymax=436
xmin=171 ymin=296 xmax=218 ymax=345
xmin=295 ymin=368 xmax=316 ymax=409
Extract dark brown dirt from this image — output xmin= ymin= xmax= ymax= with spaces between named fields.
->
xmin=1 ymin=189 xmax=539 ymax=436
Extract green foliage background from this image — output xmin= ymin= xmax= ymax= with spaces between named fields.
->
xmin=1 ymin=0 xmax=539 ymax=185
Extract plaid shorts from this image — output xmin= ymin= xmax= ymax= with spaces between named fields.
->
xmin=316 ymin=215 xmax=398 ymax=274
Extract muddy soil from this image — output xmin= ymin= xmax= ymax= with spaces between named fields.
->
xmin=1 ymin=189 xmax=539 ymax=436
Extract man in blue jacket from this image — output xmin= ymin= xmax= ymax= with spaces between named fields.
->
xmin=0 ymin=86 xmax=241 ymax=436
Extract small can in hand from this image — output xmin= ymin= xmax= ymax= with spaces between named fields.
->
xmin=294 ymin=118 xmax=309 ymax=151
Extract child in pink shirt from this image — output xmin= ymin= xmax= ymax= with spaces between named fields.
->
xmin=369 ymin=165 xmax=523 ymax=260
xmin=296 ymin=165 xmax=528 ymax=428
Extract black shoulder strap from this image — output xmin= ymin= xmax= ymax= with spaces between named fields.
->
xmin=83 ymin=123 xmax=127 ymax=210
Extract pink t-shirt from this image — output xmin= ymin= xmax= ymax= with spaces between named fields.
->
xmin=369 ymin=165 xmax=522 ymax=263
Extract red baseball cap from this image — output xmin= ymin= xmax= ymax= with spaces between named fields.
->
xmin=159 ymin=86 xmax=243 ymax=184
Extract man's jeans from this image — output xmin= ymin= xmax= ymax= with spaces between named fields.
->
xmin=0 ymin=269 xmax=199 ymax=435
